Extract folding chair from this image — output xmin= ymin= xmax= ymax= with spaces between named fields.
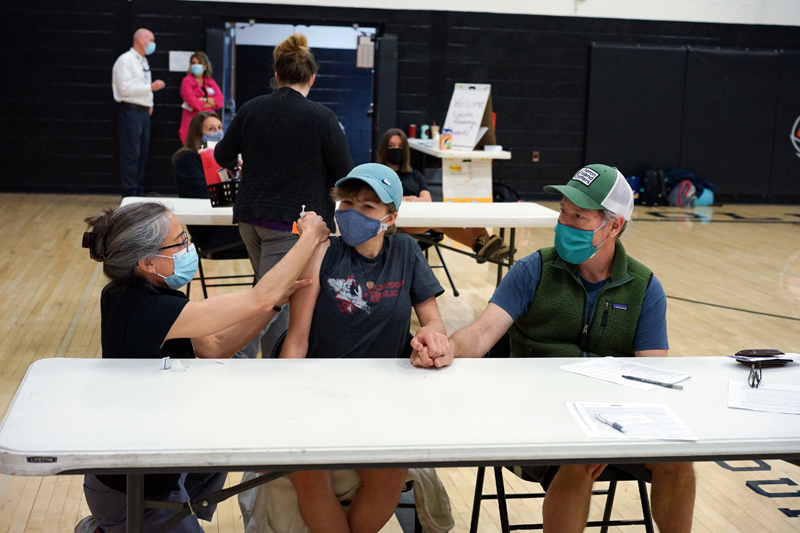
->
xmin=186 ymin=225 xmax=255 ymax=298
xmin=412 ymin=230 xmax=459 ymax=297
xmin=470 ymin=465 xmax=654 ymax=533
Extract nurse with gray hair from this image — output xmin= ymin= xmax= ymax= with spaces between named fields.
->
xmin=76 ymin=201 xmax=329 ymax=532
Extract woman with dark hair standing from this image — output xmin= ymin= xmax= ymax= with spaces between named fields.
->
xmin=77 ymin=201 xmax=329 ymax=532
xmin=215 ymin=33 xmax=353 ymax=357
xmin=179 ymin=51 xmax=224 ymax=143
xmin=377 ymin=128 xmax=511 ymax=263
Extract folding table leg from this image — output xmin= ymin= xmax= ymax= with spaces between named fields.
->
xmin=493 ymin=466 xmax=511 ymax=533
xmin=469 ymin=466 xmax=486 ymax=533
xmin=127 ymin=473 xmax=145 ymax=533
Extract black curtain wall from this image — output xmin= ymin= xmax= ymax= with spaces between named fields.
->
xmin=4 ymin=0 xmax=800 ymax=200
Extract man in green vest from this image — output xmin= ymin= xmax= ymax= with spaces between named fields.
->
xmin=411 ymin=164 xmax=695 ymax=533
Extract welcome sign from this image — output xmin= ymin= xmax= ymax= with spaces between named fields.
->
xmin=442 ymin=83 xmax=496 ymax=150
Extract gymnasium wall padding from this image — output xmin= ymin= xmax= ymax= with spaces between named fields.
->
xmin=680 ymin=47 xmax=780 ymax=196
xmin=769 ymin=50 xmax=800 ymax=196
xmin=585 ymin=43 xmax=687 ymax=178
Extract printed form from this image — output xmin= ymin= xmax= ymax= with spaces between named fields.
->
xmin=566 ymin=402 xmax=698 ymax=440
xmin=728 ymin=380 xmax=800 ymax=415
xmin=559 ymin=357 xmax=690 ymax=390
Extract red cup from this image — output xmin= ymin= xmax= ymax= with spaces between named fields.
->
xmin=408 ymin=124 xmax=417 ymax=138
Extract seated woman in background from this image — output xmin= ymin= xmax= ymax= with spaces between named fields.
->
xmin=79 ymin=201 xmax=329 ymax=532
xmin=279 ymin=163 xmax=447 ymax=533
xmin=377 ymin=128 xmax=511 ymax=263
xmin=173 ymin=111 xmax=230 ymax=197
xmin=179 ymin=51 xmax=224 ymax=143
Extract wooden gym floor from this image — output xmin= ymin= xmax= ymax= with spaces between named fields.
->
xmin=0 ymin=193 xmax=798 ymax=532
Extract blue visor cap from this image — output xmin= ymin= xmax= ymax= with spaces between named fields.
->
xmin=335 ymin=163 xmax=403 ymax=209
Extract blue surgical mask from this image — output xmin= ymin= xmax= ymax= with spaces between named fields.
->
xmin=202 ymin=131 xmax=224 ymax=144
xmin=145 ymin=42 xmax=156 ymax=55
xmin=190 ymin=64 xmax=205 ymax=76
xmin=155 ymin=244 xmax=198 ymax=289
xmin=553 ymin=221 xmax=608 ymax=265
xmin=335 ymin=209 xmax=390 ymax=247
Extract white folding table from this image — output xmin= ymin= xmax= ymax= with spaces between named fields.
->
xmin=119 ymin=197 xmax=559 ymax=285
xmin=1 ymin=357 xmax=798 ymax=532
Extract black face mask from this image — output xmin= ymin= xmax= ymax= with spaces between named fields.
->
xmin=387 ymin=148 xmax=404 ymax=166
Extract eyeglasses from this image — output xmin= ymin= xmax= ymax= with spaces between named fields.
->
xmin=159 ymin=231 xmax=190 ymax=254
xmin=748 ymin=362 xmax=762 ymax=388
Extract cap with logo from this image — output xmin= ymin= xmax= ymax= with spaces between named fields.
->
xmin=543 ymin=164 xmax=634 ymax=222
xmin=335 ymin=163 xmax=403 ymax=209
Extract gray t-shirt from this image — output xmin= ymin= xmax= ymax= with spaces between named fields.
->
xmin=306 ymin=234 xmax=444 ymax=359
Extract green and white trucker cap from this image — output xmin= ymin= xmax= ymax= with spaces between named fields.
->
xmin=543 ymin=164 xmax=634 ymax=222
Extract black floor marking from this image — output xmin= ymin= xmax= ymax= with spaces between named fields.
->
xmin=666 ymin=296 xmax=800 ymax=322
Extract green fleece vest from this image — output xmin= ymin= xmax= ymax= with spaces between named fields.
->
xmin=508 ymin=242 xmax=652 ymax=358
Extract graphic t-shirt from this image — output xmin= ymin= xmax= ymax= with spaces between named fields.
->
xmin=306 ymin=234 xmax=444 ymax=359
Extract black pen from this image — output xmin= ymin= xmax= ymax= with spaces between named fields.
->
xmin=595 ymin=413 xmax=626 ymax=433
xmin=622 ymin=375 xmax=683 ymax=390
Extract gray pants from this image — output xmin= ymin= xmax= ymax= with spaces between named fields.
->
xmin=236 ymin=223 xmax=299 ymax=359
xmin=83 ymin=472 xmax=227 ymax=533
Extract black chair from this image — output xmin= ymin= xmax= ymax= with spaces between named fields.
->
xmin=412 ymin=231 xmax=459 ymax=297
xmin=186 ymin=225 xmax=255 ymax=298
xmin=470 ymin=465 xmax=654 ymax=533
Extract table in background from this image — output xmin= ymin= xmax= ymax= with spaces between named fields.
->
xmin=1 ymin=357 xmax=798 ymax=532
xmin=408 ymin=138 xmax=511 ymax=202
xmin=119 ymin=197 xmax=559 ymax=284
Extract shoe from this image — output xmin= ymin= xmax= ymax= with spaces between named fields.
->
xmin=473 ymin=234 xmax=506 ymax=263
xmin=487 ymin=238 xmax=511 ymax=261
xmin=74 ymin=516 xmax=104 ymax=533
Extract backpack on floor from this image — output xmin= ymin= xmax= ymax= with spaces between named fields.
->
xmin=639 ymin=169 xmax=668 ymax=206
xmin=668 ymin=179 xmax=696 ymax=207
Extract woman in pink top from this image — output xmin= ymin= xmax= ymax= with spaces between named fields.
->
xmin=178 ymin=51 xmax=224 ymax=143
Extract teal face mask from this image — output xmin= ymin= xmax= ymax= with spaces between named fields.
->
xmin=145 ymin=42 xmax=156 ymax=55
xmin=190 ymin=64 xmax=204 ymax=76
xmin=553 ymin=221 xmax=608 ymax=265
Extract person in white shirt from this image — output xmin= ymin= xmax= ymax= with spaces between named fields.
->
xmin=112 ymin=28 xmax=165 ymax=197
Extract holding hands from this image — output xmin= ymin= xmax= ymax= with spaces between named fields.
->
xmin=410 ymin=328 xmax=453 ymax=368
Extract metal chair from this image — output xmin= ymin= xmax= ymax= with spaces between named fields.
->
xmin=186 ymin=225 xmax=255 ymax=298
xmin=412 ymin=230 xmax=459 ymax=297
xmin=470 ymin=465 xmax=654 ymax=533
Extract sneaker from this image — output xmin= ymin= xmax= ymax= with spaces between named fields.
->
xmin=74 ymin=516 xmax=104 ymax=533
xmin=473 ymin=234 xmax=506 ymax=263
xmin=487 ymin=238 xmax=511 ymax=261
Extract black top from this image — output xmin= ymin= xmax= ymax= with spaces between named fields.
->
xmin=214 ymin=87 xmax=354 ymax=230
xmin=174 ymin=151 xmax=208 ymax=199
xmin=397 ymin=169 xmax=429 ymax=198
xmin=98 ymin=280 xmax=193 ymax=496
xmin=101 ymin=280 xmax=194 ymax=359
